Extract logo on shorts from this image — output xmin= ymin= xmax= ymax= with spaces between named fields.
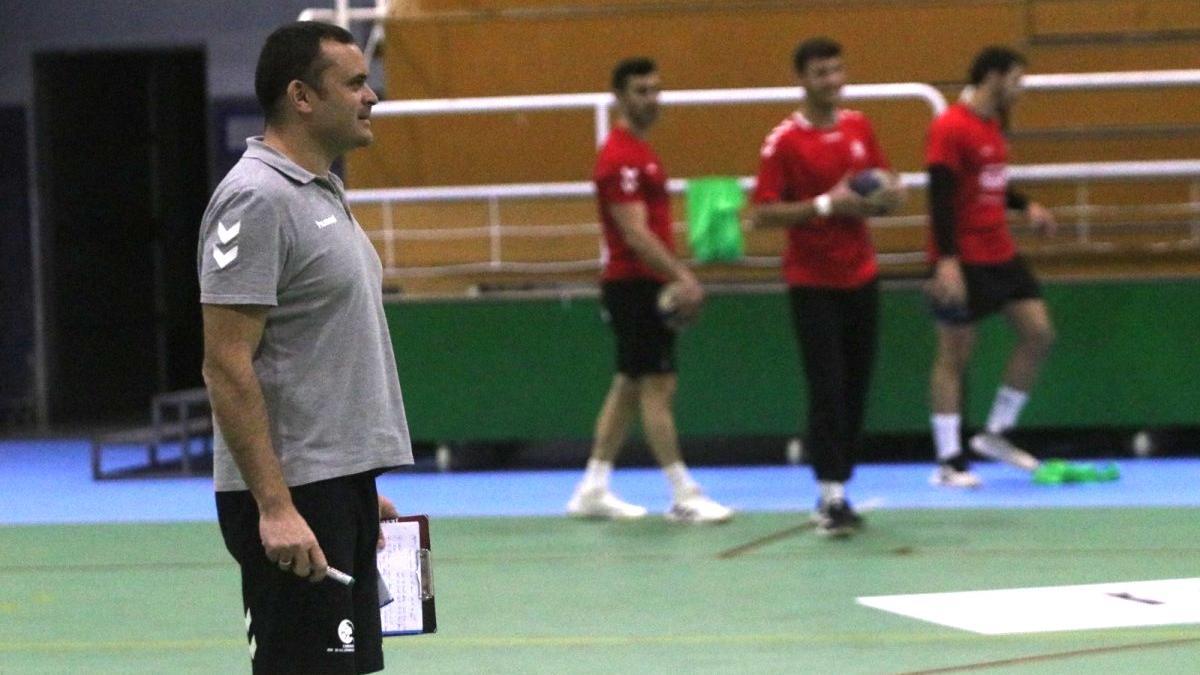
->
xmin=326 ymin=618 xmax=356 ymax=653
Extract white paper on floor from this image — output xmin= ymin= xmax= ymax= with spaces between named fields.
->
xmin=857 ymin=578 xmax=1200 ymax=635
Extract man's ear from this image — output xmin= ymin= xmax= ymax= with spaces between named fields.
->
xmin=286 ymin=79 xmax=314 ymax=115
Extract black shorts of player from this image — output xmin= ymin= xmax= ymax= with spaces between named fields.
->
xmin=216 ymin=470 xmax=384 ymax=675
xmin=930 ymin=255 xmax=1043 ymax=325
xmin=601 ymin=278 xmax=676 ymax=377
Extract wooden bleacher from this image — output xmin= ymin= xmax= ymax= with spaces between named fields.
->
xmin=345 ymin=0 xmax=1200 ymax=295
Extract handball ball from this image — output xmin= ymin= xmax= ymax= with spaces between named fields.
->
xmin=849 ymin=168 xmax=888 ymax=197
xmin=656 ymin=283 xmax=693 ymax=330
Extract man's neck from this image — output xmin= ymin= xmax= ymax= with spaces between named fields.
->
xmin=617 ymin=117 xmax=649 ymax=140
xmin=262 ymin=126 xmax=336 ymax=176
xmin=801 ymin=99 xmax=837 ymax=128
xmin=965 ymin=87 xmax=999 ymax=120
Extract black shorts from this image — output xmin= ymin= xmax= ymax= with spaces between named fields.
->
xmin=931 ymin=255 xmax=1043 ymax=325
xmin=600 ymin=279 xmax=676 ymax=377
xmin=216 ymin=471 xmax=384 ymax=675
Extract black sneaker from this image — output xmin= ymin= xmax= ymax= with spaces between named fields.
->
xmin=812 ymin=498 xmax=863 ymax=537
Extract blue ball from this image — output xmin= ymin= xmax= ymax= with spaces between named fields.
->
xmin=849 ymin=169 xmax=884 ymax=197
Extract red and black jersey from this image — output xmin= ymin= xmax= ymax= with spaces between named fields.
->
xmin=594 ymin=126 xmax=673 ymax=281
xmin=752 ymin=109 xmax=888 ymax=289
xmin=925 ymin=102 xmax=1016 ymax=264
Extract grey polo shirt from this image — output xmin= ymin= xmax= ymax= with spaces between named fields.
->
xmin=198 ymin=137 xmax=412 ymax=491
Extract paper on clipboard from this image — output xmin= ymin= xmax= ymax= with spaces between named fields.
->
xmin=377 ymin=516 xmax=436 ymax=636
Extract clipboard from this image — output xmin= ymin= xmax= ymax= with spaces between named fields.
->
xmin=377 ymin=515 xmax=436 ymax=636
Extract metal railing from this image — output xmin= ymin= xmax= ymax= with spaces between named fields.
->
xmin=345 ymin=70 xmax=1200 ymax=279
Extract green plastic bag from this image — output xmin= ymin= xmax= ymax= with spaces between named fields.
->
xmin=1032 ymin=459 xmax=1120 ymax=485
xmin=685 ymin=177 xmax=746 ymax=263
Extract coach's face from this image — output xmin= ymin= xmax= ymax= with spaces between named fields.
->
xmin=618 ymin=72 xmax=661 ymax=130
xmin=800 ymin=56 xmax=846 ymax=109
xmin=307 ymin=40 xmax=378 ymax=153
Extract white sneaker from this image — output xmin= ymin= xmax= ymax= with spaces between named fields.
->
xmin=929 ymin=465 xmax=983 ymax=489
xmin=970 ymin=433 xmax=1040 ymax=471
xmin=666 ymin=490 xmax=734 ymax=524
xmin=566 ymin=487 xmax=647 ymax=520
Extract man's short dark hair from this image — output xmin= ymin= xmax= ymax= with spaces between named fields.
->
xmin=611 ymin=57 xmax=657 ymax=93
xmin=968 ymin=46 xmax=1027 ymax=85
xmin=793 ymin=37 xmax=842 ymax=75
xmin=255 ymin=21 xmax=356 ymax=123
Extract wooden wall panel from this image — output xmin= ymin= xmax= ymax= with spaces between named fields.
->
xmin=1031 ymin=0 xmax=1200 ymax=36
xmin=342 ymin=0 xmax=1200 ymax=291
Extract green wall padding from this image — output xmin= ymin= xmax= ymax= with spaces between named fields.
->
xmin=386 ymin=280 xmax=1199 ymax=441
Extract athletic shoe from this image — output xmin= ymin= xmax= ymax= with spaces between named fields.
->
xmin=566 ymin=487 xmax=647 ymax=520
xmin=929 ymin=464 xmax=983 ymax=488
xmin=970 ymin=433 xmax=1040 ymax=471
xmin=811 ymin=498 xmax=864 ymax=537
xmin=665 ymin=490 xmax=734 ymax=524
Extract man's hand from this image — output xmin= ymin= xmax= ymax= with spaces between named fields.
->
xmin=864 ymin=171 xmax=907 ymax=216
xmin=827 ymin=175 xmax=904 ymax=218
xmin=377 ymin=493 xmax=400 ymax=550
xmin=672 ymin=273 xmax=706 ymax=324
xmin=1026 ymin=202 xmax=1057 ymax=237
xmin=926 ymin=257 xmax=967 ymax=310
xmin=260 ymin=503 xmax=328 ymax=582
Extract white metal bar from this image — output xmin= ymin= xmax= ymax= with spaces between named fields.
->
xmin=371 ymin=84 xmax=945 ymax=119
xmin=487 ymin=197 xmax=502 ymax=268
xmin=373 ymin=92 xmax=613 ymax=117
xmin=1023 ymin=70 xmax=1200 ymax=92
xmin=593 ymin=103 xmax=610 ymax=148
xmin=299 ymin=6 xmax=388 ymax=22
xmin=347 ymin=161 xmax=1200 ymax=205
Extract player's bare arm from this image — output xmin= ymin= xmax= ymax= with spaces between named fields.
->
xmin=609 ymin=200 xmax=704 ymax=313
xmin=202 ymin=303 xmax=328 ymax=581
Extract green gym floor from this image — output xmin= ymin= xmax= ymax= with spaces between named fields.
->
xmin=1 ymin=443 xmax=1198 ymax=673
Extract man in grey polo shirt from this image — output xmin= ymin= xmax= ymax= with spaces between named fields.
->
xmin=198 ymin=21 xmax=411 ymax=674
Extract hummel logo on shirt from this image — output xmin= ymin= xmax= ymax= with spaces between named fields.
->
xmin=213 ymin=245 xmax=239 ymax=269
xmin=213 ymin=220 xmax=240 ymax=269
xmin=217 ymin=220 xmax=241 ymax=244
xmin=316 ymin=215 xmax=337 ymax=229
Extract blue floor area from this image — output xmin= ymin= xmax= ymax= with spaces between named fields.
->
xmin=1 ymin=439 xmax=1197 ymax=525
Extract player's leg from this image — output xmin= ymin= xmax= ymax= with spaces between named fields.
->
xmin=568 ymin=280 xmax=652 ymax=519
xmin=970 ymin=260 xmax=1052 ymax=471
xmin=823 ymin=280 xmax=880 ymax=534
xmin=639 ymin=372 xmax=733 ymax=524
xmin=929 ymin=321 xmax=982 ymax=487
xmin=789 ymin=285 xmax=858 ymax=535
xmin=839 ymin=280 xmax=880 ymax=484
xmin=568 ymin=372 xmax=646 ymax=519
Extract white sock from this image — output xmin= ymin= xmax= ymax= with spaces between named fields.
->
xmin=985 ymin=386 xmax=1029 ymax=435
xmin=932 ymin=414 xmax=962 ymax=462
xmin=580 ymin=458 xmax=613 ymax=492
xmin=819 ymin=481 xmax=845 ymax=503
xmin=664 ymin=462 xmax=699 ymax=500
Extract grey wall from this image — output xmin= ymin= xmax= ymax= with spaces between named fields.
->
xmin=0 ymin=0 xmax=343 ymax=107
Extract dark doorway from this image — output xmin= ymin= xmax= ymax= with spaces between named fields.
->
xmin=34 ymin=49 xmax=208 ymax=425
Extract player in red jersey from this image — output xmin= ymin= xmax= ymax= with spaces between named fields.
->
xmin=748 ymin=37 xmax=904 ymax=536
xmin=566 ymin=58 xmax=733 ymax=524
xmin=925 ymin=46 xmax=1058 ymax=488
